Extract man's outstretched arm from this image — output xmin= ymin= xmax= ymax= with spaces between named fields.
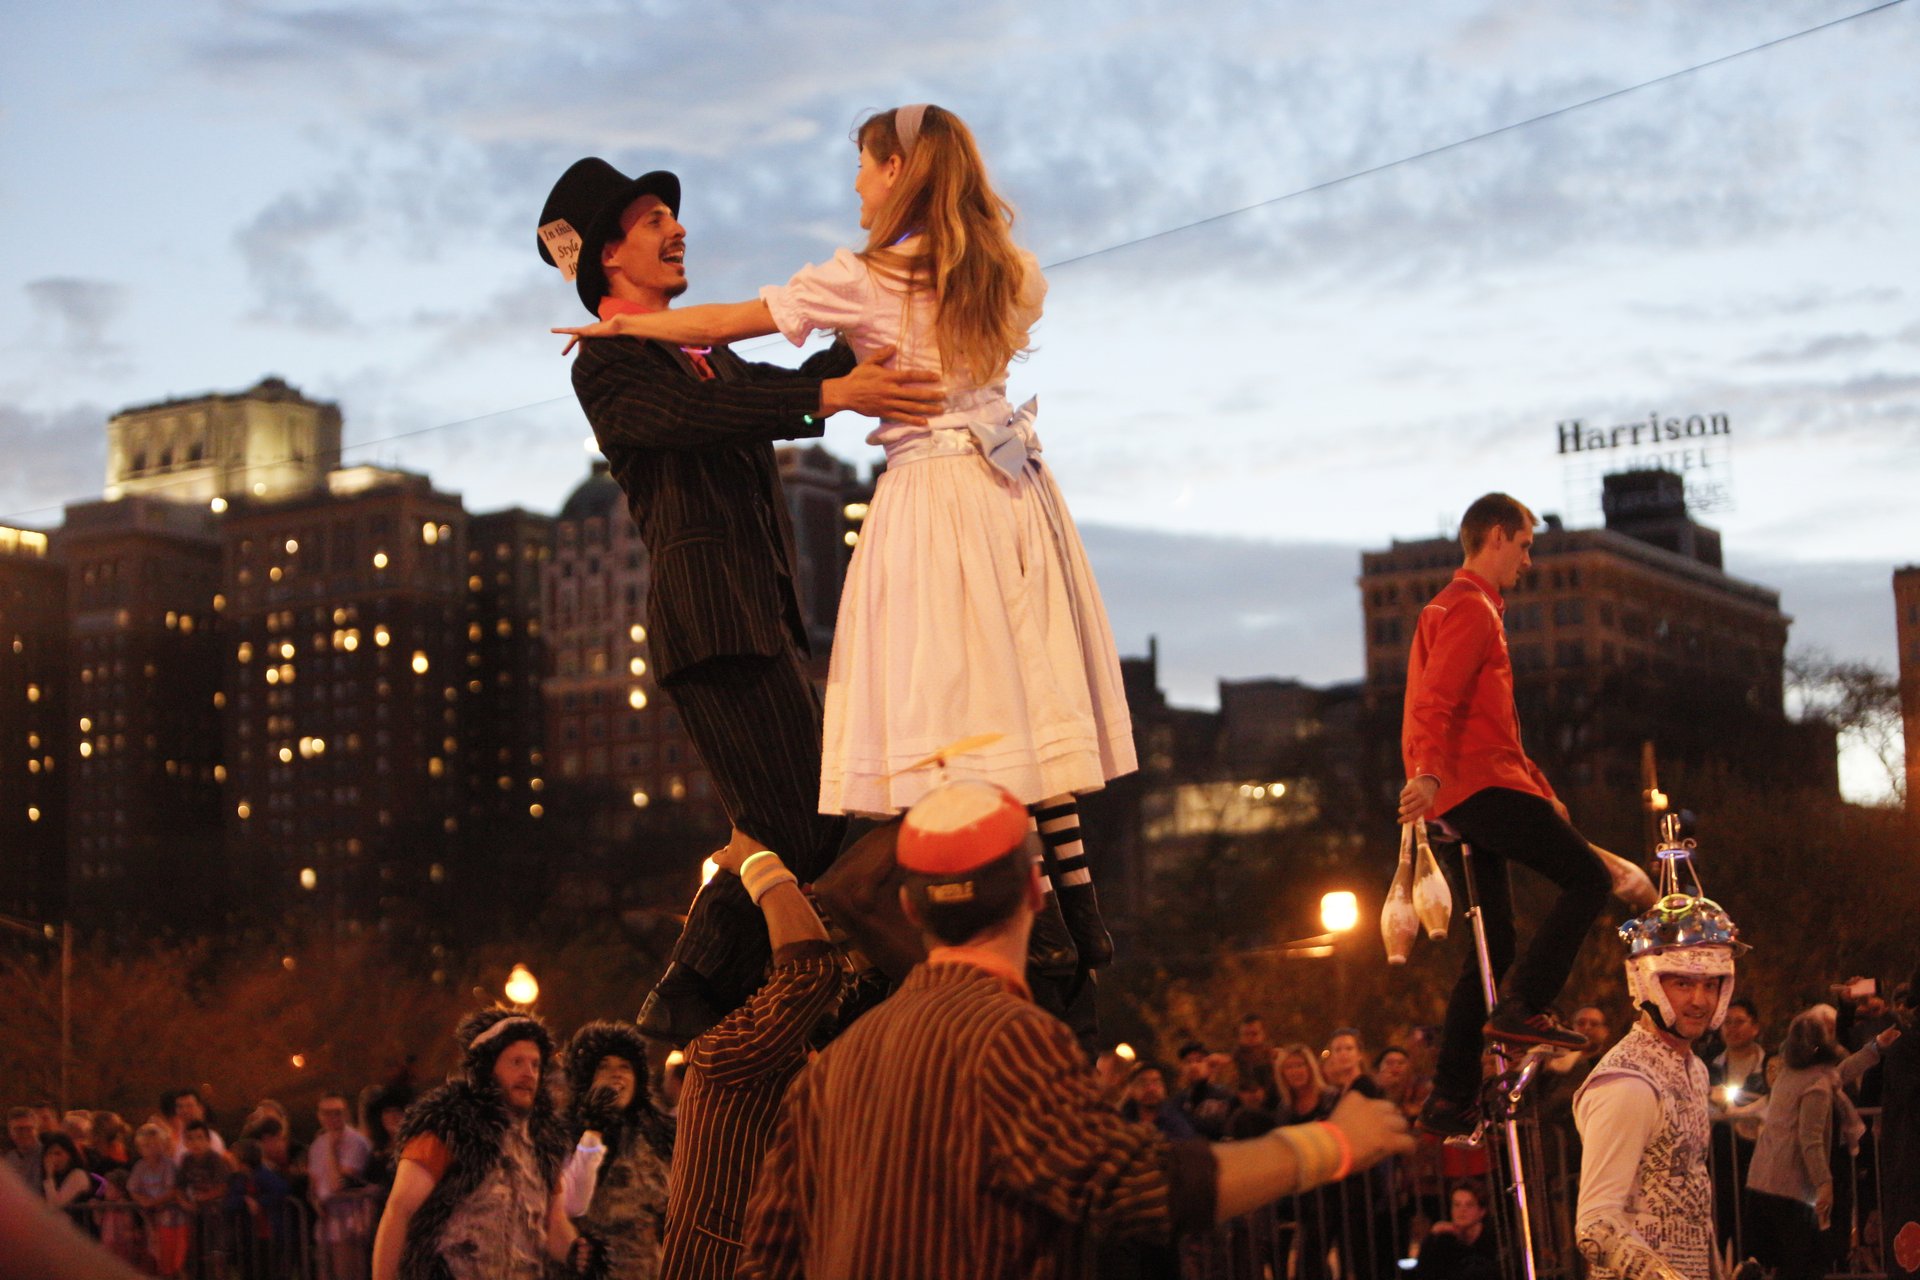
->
xmin=575 ymin=341 xmax=942 ymax=453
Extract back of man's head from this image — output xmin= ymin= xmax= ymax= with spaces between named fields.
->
xmin=1459 ymin=493 xmax=1535 ymax=557
xmin=897 ymin=779 xmax=1036 ymax=945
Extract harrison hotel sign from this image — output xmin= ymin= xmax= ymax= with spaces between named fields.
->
xmin=1556 ymin=410 xmax=1734 ymax=512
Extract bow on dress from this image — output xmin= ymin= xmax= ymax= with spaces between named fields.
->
xmin=968 ymin=397 xmax=1041 ymax=484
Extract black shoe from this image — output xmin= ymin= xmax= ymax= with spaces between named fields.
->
xmin=1057 ymin=882 xmax=1115 ymax=969
xmin=636 ymin=963 xmax=724 ymax=1047
xmin=1416 ymin=1092 xmax=1481 ymax=1139
xmin=1029 ymin=967 xmax=1102 ymax=1054
xmin=1484 ymin=998 xmax=1589 ymax=1052
xmin=1027 ymin=893 xmax=1081 ymax=977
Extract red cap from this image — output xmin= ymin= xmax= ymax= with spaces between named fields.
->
xmin=898 ymin=780 xmax=1029 ymax=875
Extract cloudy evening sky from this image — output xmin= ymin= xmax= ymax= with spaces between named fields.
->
xmin=2 ymin=0 xmax=1913 ymax=797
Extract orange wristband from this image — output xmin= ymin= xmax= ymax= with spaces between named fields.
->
xmin=1316 ymin=1121 xmax=1353 ymax=1181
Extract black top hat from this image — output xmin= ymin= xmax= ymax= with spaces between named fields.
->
xmin=537 ymin=158 xmax=681 ymax=315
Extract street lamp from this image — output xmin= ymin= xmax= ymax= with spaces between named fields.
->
xmin=504 ymin=964 xmax=540 ymax=1008
xmin=1320 ymin=891 xmax=1359 ymax=935
xmin=1320 ymin=891 xmax=1358 ymax=1017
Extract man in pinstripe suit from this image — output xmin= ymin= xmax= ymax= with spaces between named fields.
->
xmin=538 ymin=158 xmax=942 ymax=1043
xmin=739 ymin=780 xmax=1415 ymax=1279
xmin=657 ymin=836 xmax=843 ymax=1280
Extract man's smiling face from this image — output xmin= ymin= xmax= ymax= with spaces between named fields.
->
xmin=601 ymin=194 xmax=687 ymax=307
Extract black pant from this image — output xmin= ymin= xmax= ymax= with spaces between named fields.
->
xmin=1746 ymin=1188 xmax=1823 ymax=1280
xmin=663 ymin=649 xmax=847 ymax=1004
xmin=1431 ymin=787 xmax=1610 ymax=1103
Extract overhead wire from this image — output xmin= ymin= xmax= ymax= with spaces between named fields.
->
xmin=3 ymin=0 xmax=1906 ymax=525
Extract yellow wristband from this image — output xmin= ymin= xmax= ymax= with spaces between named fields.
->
xmin=740 ymin=850 xmax=797 ymax=905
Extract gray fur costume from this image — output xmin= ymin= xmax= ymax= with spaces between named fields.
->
xmin=564 ymin=1021 xmax=675 ymax=1279
xmin=564 ymin=1021 xmax=674 ymax=1162
xmin=394 ymin=1009 xmax=572 ymax=1280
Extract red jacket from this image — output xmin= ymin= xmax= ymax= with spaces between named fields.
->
xmin=1401 ymin=570 xmax=1555 ymax=816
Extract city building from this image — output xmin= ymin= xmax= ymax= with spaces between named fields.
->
xmin=1896 ymin=565 xmax=1919 ymax=808
xmin=462 ymin=507 xmax=555 ymax=894
xmin=0 ymin=524 xmax=67 ymax=922
xmin=541 ymin=461 xmax=716 ymax=838
xmin=1359 ymin=470 xmax=1833 ymax=844
xmin=1080 ymin=644 xmax=1358 ymax=950
xmin=217 ymin=466 xmax=471 ymax=934
xmin=19 ymin=375 xmax=883 ymax=939
xmin=105 ymin=376 xmax=341 ymax=507
xmin=52 ymin=497 xmax=225 ymax=934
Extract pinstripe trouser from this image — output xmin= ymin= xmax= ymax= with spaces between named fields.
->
xmin=663 ymin=649 xmax=847 ymax=997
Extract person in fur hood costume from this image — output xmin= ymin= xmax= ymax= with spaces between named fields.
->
xmin=563 ymin=1021 xmax=675 ymax=1279
xmin=372 ymin=1007 xmax=599 ymax=1280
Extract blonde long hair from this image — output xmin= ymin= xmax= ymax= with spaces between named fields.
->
xmin=855 ymin=105 xmax=1032 ymax=384
xmin=1273 ymin=1042 xmax=1332 ymax=1114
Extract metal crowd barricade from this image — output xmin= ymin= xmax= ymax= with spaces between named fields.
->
xmin=314 ymin=1186 xmax=383 ymax=1280
xmin=1183 ymin=1102 xmax=1891 ymax=1280
xmin=67 ymin=1196 xmax=315 ymax=1280
xmin=1182 ymin=1152 xmax=1412 ymax=1280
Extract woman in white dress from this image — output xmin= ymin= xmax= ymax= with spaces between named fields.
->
xmin=555 ymin=104 xmax=1133 ymax=971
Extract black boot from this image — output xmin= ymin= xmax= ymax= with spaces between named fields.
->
xmin=638 ymin=875 xmax=770 ymax=1045
xmin=1027 ymin=891 xmax=1080 ymax=977
xmin=1029 ymin=968 xmax=1102 ymax=1056
xmin=636 ymin=963 xmax=725 ymax=1047
xmin=1056 ymin=882 xmax=1115 ymax=969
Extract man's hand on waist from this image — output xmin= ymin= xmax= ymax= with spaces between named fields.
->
xmin=819 ymin=344 xmax=944 ymax=423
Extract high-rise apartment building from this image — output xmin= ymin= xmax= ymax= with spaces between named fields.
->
xmin=23 ymin=376 xmax=888 ymax=937
xmin=0 ymin=525 xmax=67 ymax=921
xmin=217 ymin=466 xmax=470 ymax=932
xmin=461 ymin=507 xmax=555 ymax=894
xmin=52 ymin=497 xmax=225 ymax=932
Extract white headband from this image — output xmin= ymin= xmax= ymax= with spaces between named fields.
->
xmin=895 ymin=103 xmax=931 ymax=155
xmin=469 ymin=1015 xmax=538 ymax=1051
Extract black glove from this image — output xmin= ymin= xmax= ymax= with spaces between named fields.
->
xmin=576 ymin=1086 xmax=619 ymax=1134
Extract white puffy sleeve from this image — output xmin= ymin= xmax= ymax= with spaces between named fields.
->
xmin=759 ymin=248 xmax=875 ymax=347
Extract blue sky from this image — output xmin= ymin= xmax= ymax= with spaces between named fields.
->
xmin=3 ymin=0 xmax=1913 ymax=798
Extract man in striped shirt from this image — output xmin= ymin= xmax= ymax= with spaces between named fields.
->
xmin=739 ymin=779 xmax=1414 ymax=1279
xmin=659 ymin=835 xmax=845 ymax=1280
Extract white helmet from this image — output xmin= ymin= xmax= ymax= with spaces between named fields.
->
xmin=1618 ymin=819 xmax=1747 ymax=1033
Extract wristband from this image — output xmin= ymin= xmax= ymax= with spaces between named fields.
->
xmin=740 ymin=850 xmax=797 ymax=905
xmin=1274 ymin=1120 xmax=1347 ymax=1190
xmin=1317 ymin=1120 xmax=1354 ymax=1182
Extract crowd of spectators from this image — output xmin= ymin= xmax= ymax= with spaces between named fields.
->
xmin=5 ymin=971 xmax=1909 ymax=1280
xmin=1089 ymin=972 xmax=1910 ymax=1280
xmin=4 ymin=1082 xmax=416 ymax=1278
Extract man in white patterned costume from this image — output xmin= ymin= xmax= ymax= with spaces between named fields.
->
xmin=1574 ymin=860 xmax=1746 ymax=1280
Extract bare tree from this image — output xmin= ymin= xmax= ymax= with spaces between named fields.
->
xmin=1787 ymin=649 xmax=1905 ymax=805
